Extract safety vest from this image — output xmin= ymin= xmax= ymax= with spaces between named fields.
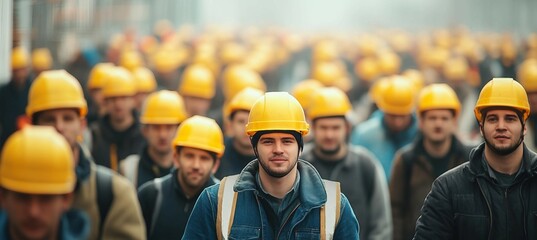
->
xmin=216 ymin=175 xmax=341 ymax=240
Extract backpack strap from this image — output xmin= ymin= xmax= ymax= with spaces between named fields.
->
xmin=119 ymin=154 xmax=140 ymax=186
xmin=321 ymin=180 xmax=341 ymax=240
xmin=149 ymin=177 xmax=164 ymax=236
xmin=216 ymin=175 xmax=239 ymax=240
xmin=95 ymin=167 xmax=114 ymax=239
xmin=109 ymin=143 xmax=118 ymax=171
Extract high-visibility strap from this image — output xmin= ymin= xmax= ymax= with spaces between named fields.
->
xmin=216 ymin=175 xmax=239 ymax=240
xmin=118 ymin=154 xmax=140 ymax=186
xmin=110 ymin=144 xmax=118 ymax=171
xmin=321 ymin=180 xmax=341 ymax=240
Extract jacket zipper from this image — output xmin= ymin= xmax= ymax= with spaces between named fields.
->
xmin=477 ymin=179 xmax=493 ymax=240
xmin=504 ymin=187 xmax=510 ymax=239
xmin=276 ymin=204 xmax=300 ymax=239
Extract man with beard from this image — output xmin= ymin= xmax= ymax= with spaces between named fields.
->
xmin=91 ymin=66 xmax=146 ymax=171
xmin=301 ymin=87 xmax=392 ymax=240
xmin=137 ymin=115 xmax=223 ymax=239
xmin=215 ymin=87 xmax=264 ymax=178
xmin=119 ymin=90 xmax=188 ymax=188
xmin=390 ymin=84 xmax=471 ymax=240
xmin=183 ymin=92 xmax=359 ymax=239
xmin=414 ymin=78 xmax=537 ymax=239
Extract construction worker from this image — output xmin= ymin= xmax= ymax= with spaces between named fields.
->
xmin=86 ymin=63 xmax=114 ymax=125
xmin=301 ymin=87 xmax=392 ymax=240
xmin=215 ymin=87 xmax=264 ymax=178
xmin=350 ymin=76 xmax=418 ymax=180
xmin=31 ymin=48 xmax=53 ymax=76
xmin=390 ymin=84 xmax=471 ymax=240
xmin=414 ymin=78 xmax=537 ymax=239
xmin=178 ymin=64 xmax=216 ymax=117
xmin=137 ymin=115 xmax=223 ymax=239
xmin=132 ymin=67 xmax=158 ymax=112
xmin=0 ymin=47 xmax=32 ymax=149
xmin=120 ymin=90 xmax=187 ymax=188
xmin=183 ymin=92 xmax=359 ymax=239
xmin=90 ymin=66 xmax=146 ymax=171
xmin=518 ymin=59 xmax=537 ymax=150
xmin=26 ymin=70 xmax=145 ymax=239
xmin=0 ymin=126 xmax=89 ymax=240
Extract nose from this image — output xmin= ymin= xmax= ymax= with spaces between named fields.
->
xmin=27 ymin=197 xmax=42 ymax=217
xmin=273 ymin=141 xmax=284 ymax=154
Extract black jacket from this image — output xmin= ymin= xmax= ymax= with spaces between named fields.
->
xmin=414 ymin=143 xmax=537 ymax=240
xmin=90 ymin=113 xmax=145 ymax=171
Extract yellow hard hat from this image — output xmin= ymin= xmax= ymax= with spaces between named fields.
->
xmin=222 ymin=65 xmax=266 ymax=101
xmin=310 ymin=61 xmax=346 ymax=86
xmin=246 ymin=92 xmax=309 ymax=136
xmin=0 ymin=126 xmax=75 ymax=194
xmin=27 ymin=70 xmax=88 ymax=118
xmin=307 ymin=87 xmax=352 ymax=120
xmin=119 ymin=50 xmax=144 ymax=72
xmin=141 ymin=90 xmax=187 ymax=124
xmin=102 ymin=67 xmax=137 ymax=98
xmin=226 ymin=87 xmax=265 ymax=117
xmin=443 ymin=57 xmax=469 ymax=82
xmin=152 ymin=49 xmax=181 ymax=73
xmin=220 ymin=42 xmax=246 ymax=65
xmin=518 ymin=59 xmax=537 ymax=92
xmin=474 ymin=78 xmax=530 ymax=122
xmin=376 ymin=76 xmax=416 ymax=115
xmin=133 ymin=67 xmax=157 ymax=93
xmin=172 ymin=115 xmax=225 ymax=157
xmin=313 ymin=40 xmax=339 ymax=62
xmin=369 ymin=77 xmax=391 ymax=104
xmin=418 ymin=83 xmax=461 ymax=116
xmin=291 ymin=79 xmax=324 ymax=110
xmin=377 ymin=51 xmax=401 ymax=76
xmin=88 ymin=63 xmax=114 ymax=90
xmin=11 ymin=46 xmax=29 ymax=69
xmin=354 ymin=57 xmax=380 ymax=82
xmin=178 ymin=64 xmax=215 ymax=99
xmin=31 ymin=48 xmax=53 ymax=71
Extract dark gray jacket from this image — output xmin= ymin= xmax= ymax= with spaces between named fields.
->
xmin=414 ymin=143 xmax=537 ymax=240
xmin=302 ymin=145 xmax=392 ymax=240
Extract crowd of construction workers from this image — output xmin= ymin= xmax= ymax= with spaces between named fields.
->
xmin=2 ymin=22 xmax=537 ymax=240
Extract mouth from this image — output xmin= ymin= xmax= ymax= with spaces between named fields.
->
xmin=269 ymin=157 xmax=287 ymax=163
xmin=494 ymin=135 xmax=510 ymax=140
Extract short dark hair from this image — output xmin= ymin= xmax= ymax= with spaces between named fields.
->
xmin=31 ymin=108 xmax=82 ymax=124
xmin=175 ymin=146 xmax=218 ymax=162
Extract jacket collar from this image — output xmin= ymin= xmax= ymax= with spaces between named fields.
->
xmin=234 ymin=159 xmax=327 ymax=210
xmin=468 ymin=142 xmax=537 ymax=177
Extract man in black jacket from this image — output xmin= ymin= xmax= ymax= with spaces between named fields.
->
xmin=414 ymin=78 xmax=537 ymax=240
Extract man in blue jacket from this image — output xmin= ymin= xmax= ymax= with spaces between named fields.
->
xmin=183 ymin=92 xmax=359 ymax=239
xmin=414 ymin=78 xmax=537 ymax=239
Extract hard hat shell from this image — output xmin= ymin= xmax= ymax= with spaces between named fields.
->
xmin=133 ymin=67 xmax=157 ymax=93
xmin=376 ymin=76 xmax=417 ymax=115
xmin=88 ymin=63 xmax=114 ymax=90
xmin=178 ymin=64 xmax=215 ymax=99
xmin=291 ymin=79 xmax=324 ymax=110
xmin=474 ymin=78 xmax=530 ymax=122
xmin=172 ymin=115 xmax=225 ymax=157
xmin=307 ymin=87 xmax=352 ymax=120
xmin=141 ymin=90 xmax=187 ymax=124
xmin=26 ymin=70 xmax=87 ymax=118
xmin=246 ymin=92 xmax=309 ymax=136
xmin=102 ymin=67 xmax=137 ymax=98
xmin=0 ymin=126 xmax=75 ymax=194
xmin=226 ymin=87 xmax=265 ymax=117
xmin=11 ymin=46 xmax=29 ymax=69
xmin=31 ymin=48 xmax=53 ymax=70
xmin=418 ymin=83 xmax=461 ymax=116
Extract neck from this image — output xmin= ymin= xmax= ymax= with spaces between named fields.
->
xmin=258 ymin=166 xmax=297 ymax=199
xmin=423 ymin=137 xmax=452 ymax=158
xmin=110 ymin=114 xmax=134 ymax=132
xmin=233 ymin=138 xmax=255 ymax=156
xmin=147 ymin=146 xmax=174 ymax=169
xmin=313 ymin=143 xmax=348 ymax=161
xmin=484 ymin=145 xmax=524 ymax=175
xmin=10 ymin=226 xmax=57 ymax=240
xmin=177 ymin=172 xmax=203 ymax=199
xmin=72 ymin=144 xmax=81 ymax=166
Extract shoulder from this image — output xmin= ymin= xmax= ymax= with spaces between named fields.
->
xmin=433 ymin=162 xmax=471 ymax=191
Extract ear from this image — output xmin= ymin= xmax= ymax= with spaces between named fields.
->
xmin=173 ymin=151 xmax=181 ymax=169
xmin=523 ymin=122 xmax=527 ymax=136
xmin=62 ymin=192 xmax=74 ymax=211
xmin=211 ymin=158 xmax=221 ymax=174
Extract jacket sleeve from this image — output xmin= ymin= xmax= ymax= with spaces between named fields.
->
xmin=413 ymin=176 xmax=454 ymax=240
xmin=389 ymin=153 xmax=406 ymax=240
xmin=182 ymin=185 xmax=219 ymax=240
xmin=366 ymin=153 xmax=393 ymax=240
xmin=334 ymin=193 xmax=360 ymax=240
xmin=102 ymin=174 xmax=147 ymax=240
